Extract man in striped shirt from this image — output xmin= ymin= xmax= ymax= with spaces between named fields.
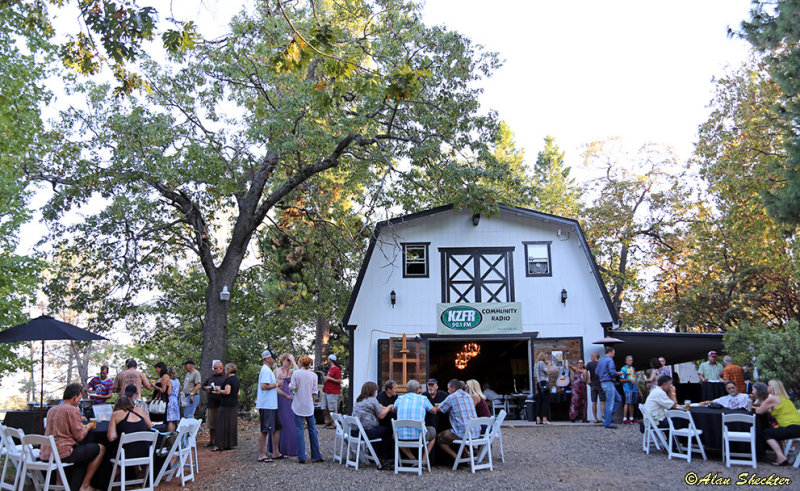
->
xmin=86 ymin=365 xmax=114 ymax=404
xmin=394 ymin=379 xmax=437 ymax=459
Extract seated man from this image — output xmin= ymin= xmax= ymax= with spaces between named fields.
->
xmin=434 ymin=379 xmax=478 ymax=460
xmin=41 ymin=383 xmax=106 ymax=491
xmin=422 ymin=378 xmax=448 ymax=406
xmin=700 ymin=381 xmax=750 ymax=409
xmin=482 ymin=383 xmax=503 ymax=408
xmin=394 ymin=379 xmax=437 ymax=460
xmin=643 ymin=375 xmax=679 ymax=430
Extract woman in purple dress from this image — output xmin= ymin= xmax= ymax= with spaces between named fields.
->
xmin=569 ymin=359 xmax=589 ymax=422
xmin=273 ymin=353 xmax=298 ymax=456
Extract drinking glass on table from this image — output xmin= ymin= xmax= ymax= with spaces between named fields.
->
xmin=684 ymin=400 xmax=691 ymax=410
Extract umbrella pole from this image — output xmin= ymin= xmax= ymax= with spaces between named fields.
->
xmin=40 ymin=340 xmax=45 ymax=431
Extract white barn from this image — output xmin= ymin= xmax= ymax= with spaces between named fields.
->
xmin=342 ymin=205 xmax=622 ymax=410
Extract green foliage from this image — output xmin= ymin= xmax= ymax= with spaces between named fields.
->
xmin=724 ymin=320 xmax=800 ymax=392
xmin=531 ymin=135 xmax=581 ymax=217
xmin=741 ymin=0 xmax=800 ymax=226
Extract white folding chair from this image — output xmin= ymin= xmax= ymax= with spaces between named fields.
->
xmin=330 ymin=413 xmax=347 ymax=464
xmin=391 ymin=419 xmax=430 ymax=475
xmin=177 ymin=418 xmax=201 ymax=474
xmin=0 ymin=425 xmax=27 ymax=491
xmin=721 ymin=412 xmax=757 ymax=469
xmin=153 ymin=422 xmax=194 ymax=487
xmin=452 ymin=417 xmax=494 ymax=473
xmin=504 ymin=396 xmax=519 ymax=419
xmin=782 ymin=408 xmax=800 ymax=468
xmin=343 ymin=416 xmax=382 ymax=470
xmin=20 ymin=434 xmax=73 ymax=491
xmin=639 ymin=404 xmax=670 ymax=454
xmin=481 ymin=410 xmax=506 ymax=463
xmin=666 ymin=409 xmax=707 ymax=463
xmin=107 ymin=431 xmax=158 ymax=491
xmin=489 ymin=399 xmax=504 ymax=417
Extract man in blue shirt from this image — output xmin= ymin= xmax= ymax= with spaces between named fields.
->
xmin=596 ymin=346 xmax=623 ymax=429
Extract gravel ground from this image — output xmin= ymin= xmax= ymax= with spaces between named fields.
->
xmin=185 ymin=421 xmax=800 ymax=490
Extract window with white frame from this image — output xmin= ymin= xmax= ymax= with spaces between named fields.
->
xmin=402 ymin=242 xmax=430 ymax=278
xmin=524 ymin=241 xmax=551 ymax=276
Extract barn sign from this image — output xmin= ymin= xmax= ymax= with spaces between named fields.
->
xmin=437 ymin=302 xmax=522 ymax=335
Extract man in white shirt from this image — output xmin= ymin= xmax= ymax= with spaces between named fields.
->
xmin=643 ymin=375 xmax=679 ymax=428
xmin=700 ymin=381 xmax=750 ymax=409
xmin=256 ymin=349 xmax=282 ymax=462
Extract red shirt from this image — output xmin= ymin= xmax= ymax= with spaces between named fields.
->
xmin=323 ymin=365 xmax=341 ymax=394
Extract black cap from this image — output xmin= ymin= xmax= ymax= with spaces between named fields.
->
xmin=183 ymin=360 xmax=195 ymax=366
xmin=427 ymin=378 xmax=438 ymax=385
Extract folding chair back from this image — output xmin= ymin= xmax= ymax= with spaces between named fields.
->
xmin=452 ymin=417 xmax=494 ymax=473
xmin=482 ymin=410 xmax=506 ymax=463
xmin=152 ymin=424 xmax=189 ymax=487
xmin=666 ymin=409 xmax=707 ymax=463
xmin=722 ymin=413 xmax=757 ymax=469
xmin=20 ymin=434 xmax=73 ymax=491
xmin=391 ymin=419 xmax=430 ymax=475
xmin=177 ymin=418 xmax=201 ymax=473
xmin=639 ymin=403 xmax=668 ymax=454
xmin=108 ymin=431 xmax=158 ymax=491
xmin=330 ymin=413 xmax=346 ymax=464
xmin=0 ymin=425 xmax=26 ymax=491
xmin=343 ymin=415 xmax=382 ymax=470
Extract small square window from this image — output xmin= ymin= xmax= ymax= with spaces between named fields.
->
xmin=402 ymin=243 xmax=430 ymax=278
xmin=524 ymin=242 xmax=551 ymax=277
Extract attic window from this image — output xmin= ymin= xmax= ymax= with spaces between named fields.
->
xmin=524 ymin=242 xmax=551 ymax=277
xmin=402 ymin=243 xmax=430 ymax=278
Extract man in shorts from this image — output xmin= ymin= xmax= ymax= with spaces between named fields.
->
xmin=257 ymin=349 xmax=282 ymax=462
xmin=41 ymin=384 xmax=106 ymax=491
xmin=322 ymin=354 xmax=341 ymax=429
xmin=586 ymin=351 xmax=605 ymax=423
xmin=433 ymin=379 xmax=478 ymax=459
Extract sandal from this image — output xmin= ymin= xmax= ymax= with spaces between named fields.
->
xmin=273 ymin=454 xmax=285 ymax=460
xmin=770 ymin=459 xmax=788 ymax=466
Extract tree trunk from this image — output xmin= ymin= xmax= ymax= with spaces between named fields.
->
xmin=314 ymin=316 xmax=330 ymax=370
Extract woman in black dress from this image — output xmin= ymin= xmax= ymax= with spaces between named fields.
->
xmin=213 ymin=363 xmax=240 ymax=451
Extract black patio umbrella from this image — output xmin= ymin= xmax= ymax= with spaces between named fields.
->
xmin=0 ymin=315 xmax=108 ymax=413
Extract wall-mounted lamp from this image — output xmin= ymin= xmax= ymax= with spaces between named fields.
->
xmin=390 ymin=290 xmax=396 ymax=308
xmin=220 ymin=285 xmax=231 ymax=301
xmin=560 ymin=288 xmax=568 ymax=304
xmin=472 ymin=213 xmax=480 ymax=226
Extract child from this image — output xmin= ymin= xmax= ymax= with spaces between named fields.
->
xmin=621 ymin=355 xmax=641 ymax=424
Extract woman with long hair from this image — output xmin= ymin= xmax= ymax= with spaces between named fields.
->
xmin=213 ymin=363 xmax=240 ymax=451
xmin=751 ymin=381 xmax=800 ymax=466
xmin=568 ymin=359 xmax=589 ymax=423
xmin=107 ymin=396 xmax=152 ymax=461
xmin=465 ymin=379 xmax=491 ymax=417
xmin=151 ymin=361 xmax=171 ymax=424
xmin=273 ymin=353 xmax=298 ymax=457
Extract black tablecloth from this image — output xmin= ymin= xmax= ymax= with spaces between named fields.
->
xmin=700 ymin=382 xmax=727 ymax=402
xmin=87 ymin=421 xmax=167 ymax=489
xmin=686 ymin=407 xmax=765 ymax=457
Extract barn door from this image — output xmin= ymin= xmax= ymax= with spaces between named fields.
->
xmin=377 ymin=335 xmax=426 ymax=393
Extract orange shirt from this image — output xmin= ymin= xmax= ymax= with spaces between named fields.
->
xmin=40 ymin=403 xmax=87 ymax=460
xmin=722 ymin=364 xmax=746 ymax=394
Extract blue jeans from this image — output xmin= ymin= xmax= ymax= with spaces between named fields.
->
xmin=295 ymin=414 xmax=322 ymax=462
xmin=601 ymin=382 xmax=622 ymax=427
xmin=184 ymin=394 xmax=199 ymax=419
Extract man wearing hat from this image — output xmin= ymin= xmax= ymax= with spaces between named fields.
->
xmin=422 ymin=378 xmax=448 ymax=406
xmin=257 ymin=349 xmax=283 ymax=462
xmin=322 ymin=353 xmax=342 ymax=429
xmin=182 ymin=359 xmax=203 ymax=419
xmin=698 ymin=351 xmax=723 ymax=382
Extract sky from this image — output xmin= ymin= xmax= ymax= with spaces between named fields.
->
xmin=4 ymin=0 xmax=756 ymax=399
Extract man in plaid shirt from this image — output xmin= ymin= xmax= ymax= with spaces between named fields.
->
xmin=394 ymin=379 xmax=437 ymax=459
xmin=434 ymin=379 xmax=478 ymax=460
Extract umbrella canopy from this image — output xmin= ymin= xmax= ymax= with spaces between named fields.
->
xmin=0 ymin=315 xmax=107 ymax=342
xmin=592 ymin=336 xmax=624 ymax=345
xmin=0 ymin=315 xmax=108 ymax=411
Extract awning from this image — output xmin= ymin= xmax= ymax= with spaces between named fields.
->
xmin=603 ymin=331 xmax=724 ymax=370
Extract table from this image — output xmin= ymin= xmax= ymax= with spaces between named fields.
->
xmin=87 ymin=421 xmax=168 ymax=489
xmin=686 ymin=407 xmax=765 ymax=457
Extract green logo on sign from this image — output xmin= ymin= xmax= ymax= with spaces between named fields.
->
xmin=441 ymin=306 xmax=483 ymax=330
